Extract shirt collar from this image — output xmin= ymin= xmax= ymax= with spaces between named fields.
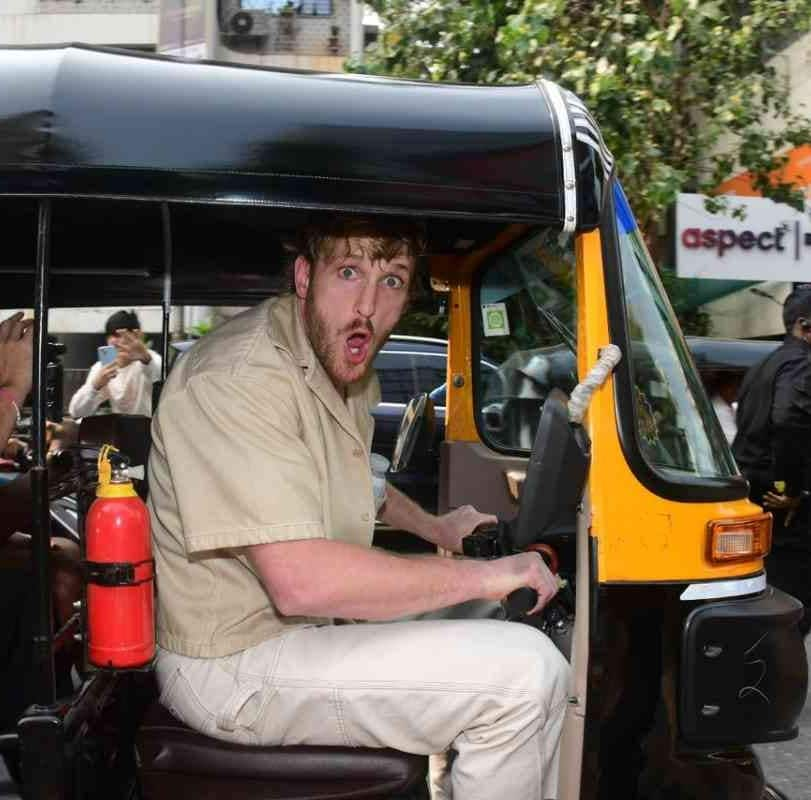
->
xmin=266 ymin=293 xmax=315 ymax=370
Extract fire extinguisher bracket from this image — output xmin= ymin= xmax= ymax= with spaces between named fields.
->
xmin=83 ymin=558 xmax=154 ymax=587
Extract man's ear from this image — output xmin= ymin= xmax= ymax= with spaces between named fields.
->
xmin=293 ymin=256 xmax=312 ymax=300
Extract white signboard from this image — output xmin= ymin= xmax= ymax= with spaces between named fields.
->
xmin=676 ymin=193 xmax=811 ymax=281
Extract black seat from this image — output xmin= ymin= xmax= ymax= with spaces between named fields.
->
xmin=136 ymin=701 xmax=429 ymax=800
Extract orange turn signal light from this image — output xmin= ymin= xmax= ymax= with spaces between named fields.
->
xmin=707 ymin=513 xmax=772 ymax=564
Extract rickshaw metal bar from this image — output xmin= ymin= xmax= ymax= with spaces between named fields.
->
xmin=680 ymin=573 xmax=767 ymax=601
xmin=160 ymin=203 xmax=172 ymax=383
xmin=31 ymin=198 xmax=56 ymax=705
xmin=557 ymin=485 xmax=592 ymax=800
xmin=538 ymin=80 xmax=577 ymax=234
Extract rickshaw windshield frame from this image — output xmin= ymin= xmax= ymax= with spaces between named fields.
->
xmin=602 ymin=179 xmax=748 ymax=502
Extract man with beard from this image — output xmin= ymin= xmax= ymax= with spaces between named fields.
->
xmin=148 ymin=215 xmax=568 ymax=800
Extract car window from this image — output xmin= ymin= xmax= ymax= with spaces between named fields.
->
xmin=373 ymin=347 xmax=447 ymax=404
xmin=411 ymin=352 xmax=447 ymax=395
xmin=373 ymin=351 xmax=418 ymax=404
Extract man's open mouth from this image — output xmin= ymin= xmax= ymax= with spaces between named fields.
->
xmin=345 ymin=331 xmax=372 ymax=365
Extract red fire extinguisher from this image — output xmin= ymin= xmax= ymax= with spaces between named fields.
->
xmin=84 ymin=444 xmax=155 ymax=668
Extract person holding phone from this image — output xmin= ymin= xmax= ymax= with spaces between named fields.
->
xmin=68 ymin=310 xmax=162 ymax=419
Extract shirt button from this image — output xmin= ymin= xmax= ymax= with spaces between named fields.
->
xmin=361 ymin=512 xmax=371 ymax=522
xmin=352 ymin=448 xmax=363 ymax=458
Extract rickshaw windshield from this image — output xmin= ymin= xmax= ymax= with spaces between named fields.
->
xmin=473 ymin=228 xmax=578 ymax=452
xmin=613 ymin=183 xmax=738 ymax=480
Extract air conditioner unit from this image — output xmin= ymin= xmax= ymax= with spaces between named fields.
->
xmin=226 ymin=10 xmax=271 ymax=39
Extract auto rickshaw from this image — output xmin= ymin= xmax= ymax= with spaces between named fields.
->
xmin=0 ymin=44 xmax=806 ymax=800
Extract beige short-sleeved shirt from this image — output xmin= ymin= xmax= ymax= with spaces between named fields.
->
xmin=148 ymin=294 xmax=380 ymax=658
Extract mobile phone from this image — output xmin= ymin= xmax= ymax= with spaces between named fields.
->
xmin=98 ymin=345 xmax=117 ymax=366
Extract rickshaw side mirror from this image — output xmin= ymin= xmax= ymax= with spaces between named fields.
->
xmin=390 ymin=393 xmax=435 ymax=474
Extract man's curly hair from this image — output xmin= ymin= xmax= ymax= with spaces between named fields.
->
xmin=294 ymin=213 xmax=428 ymax=299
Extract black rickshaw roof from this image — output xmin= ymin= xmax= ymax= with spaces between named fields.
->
xmin=0 ymin=45 xmax=614 ymax=308
xmin=0 ymin=44 xmax=611 ymax=228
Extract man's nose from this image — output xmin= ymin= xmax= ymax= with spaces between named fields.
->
xmin=355 ymin=278 xmax=378 ymax=319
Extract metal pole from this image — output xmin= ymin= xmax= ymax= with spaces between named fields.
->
xmin=349 ymin=0 xmax=364 ymax=63
xmin=160 ymin=203 xmax=173 ymax=382
xmin=31 ymin=199 xmax=56 ymax=705
xmin=204 ymin=0 xmax=220 ymax=60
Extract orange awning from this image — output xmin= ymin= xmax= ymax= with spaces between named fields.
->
xmin=718 ymin=144 xmax=811 ymax=197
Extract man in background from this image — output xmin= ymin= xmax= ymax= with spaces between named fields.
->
xmin=69 ymin=309 xmax=162 ymax=418
xmin=734 ymin=288 xmax=811 ymax=635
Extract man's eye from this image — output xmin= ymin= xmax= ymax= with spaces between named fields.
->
xmin=339 ymin=266 xmax=358 ymax=279
xmin=381 ymin=275 xmax=405 ymax=289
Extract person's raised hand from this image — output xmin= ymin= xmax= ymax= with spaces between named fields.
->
xmin=433 ymin=504 xmax=498 ymax=553
xmin=0 ymin=311 xmax=34 ymax=403
xmin=92 ymin=362 xmax=118 ymax=391
xmin=114 ymin=329 xmax=150 ymax=366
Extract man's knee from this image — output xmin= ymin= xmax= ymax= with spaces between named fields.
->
xmin=498 ymin=623 xmax=570 ymax=710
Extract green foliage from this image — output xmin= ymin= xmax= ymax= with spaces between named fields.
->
xmin=189 ymin=319 xmax=214 ymax=338
xmin=394 ymin=294 xmax=450 ymax=338
xmin=658 ymin=266 xmax=713 ymax=335
xmin=356 ymin=0 xmax=811 ymax=266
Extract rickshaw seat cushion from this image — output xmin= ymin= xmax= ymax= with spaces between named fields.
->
xmin=136 ymin=700 xmax=429 ymax=800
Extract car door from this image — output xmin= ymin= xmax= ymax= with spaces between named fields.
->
xmin=371 ymin=339 xmax=447 ymax=512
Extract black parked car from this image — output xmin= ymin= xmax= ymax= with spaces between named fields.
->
xmin=370 ymin=336 xmax=448 ymax=513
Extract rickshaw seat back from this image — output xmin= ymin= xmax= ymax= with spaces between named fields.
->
xmin=511 ymin=389 xmax=591 ymax=550
xmin=136 ymin=700 xmax=429 ymax=800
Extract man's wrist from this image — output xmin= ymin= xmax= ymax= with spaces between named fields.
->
xmin=426 ymin=515 xmax=452 ymax=549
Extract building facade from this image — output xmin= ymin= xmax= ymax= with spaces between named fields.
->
xmin=0 ymin=0 xmax=364 ymax=68
xmin=0 ymin=0 xmax=159 ymax=49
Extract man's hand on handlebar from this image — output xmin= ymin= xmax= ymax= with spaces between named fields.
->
xmin=482 ymin=551 xmax=560 ymax=616
xmin=433 ymin=504 xmax=498 ymax=554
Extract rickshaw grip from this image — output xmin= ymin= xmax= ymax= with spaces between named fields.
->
xmin=503 ymin=547 xmax=559 ymax=621
xmin=462 ymin=525 xmax=560 ymax=621
xmin=504 ymin=587 xmax=538 ymax=620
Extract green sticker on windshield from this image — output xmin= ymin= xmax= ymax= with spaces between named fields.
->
xmin=482 ymin=303 xmax=510 ymax=337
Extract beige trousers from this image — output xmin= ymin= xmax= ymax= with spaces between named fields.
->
xmin=155 ymin=618 xmax=570 ymax=800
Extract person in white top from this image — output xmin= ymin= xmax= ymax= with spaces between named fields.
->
xmin=68 ymin=310 xmax=162 ymax=419
xmin=706 ymin=371 xmax=740 ymax=446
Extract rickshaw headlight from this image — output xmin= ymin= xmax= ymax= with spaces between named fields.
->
xmin=707 ymin=513 xmax=772 ymax=563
